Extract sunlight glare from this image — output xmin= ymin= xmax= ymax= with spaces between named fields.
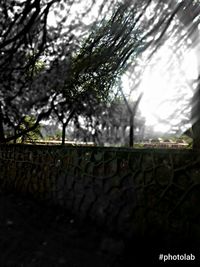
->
xmin=122 ymin=44 xmax=198 ymax=135
xmin=153 ymin=124 xmax=171 ymax=133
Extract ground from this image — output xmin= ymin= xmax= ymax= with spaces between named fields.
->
xmin=1 ymin=190 xmax=199 ymax=267
xmin=0 ymin=191 xmax=123 ymax=267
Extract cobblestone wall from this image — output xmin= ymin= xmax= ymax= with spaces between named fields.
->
xmin=0 ymin=144 xmax=200 ymax=241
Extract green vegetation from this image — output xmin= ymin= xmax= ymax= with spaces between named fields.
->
xmin=15 ymin=116 xmax=43 ymax=143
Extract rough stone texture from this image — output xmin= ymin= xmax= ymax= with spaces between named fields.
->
xmin=0 ymin=144 xmax=200 ymax=242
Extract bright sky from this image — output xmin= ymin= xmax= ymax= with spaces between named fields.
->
xmin=122 ymin=44 xmax=198 ymax=134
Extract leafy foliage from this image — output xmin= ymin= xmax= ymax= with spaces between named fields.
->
xmin=0 ymin=0 xmax=200 ymax=149
xmin=16 ymin=116 xmax=43 ymax=143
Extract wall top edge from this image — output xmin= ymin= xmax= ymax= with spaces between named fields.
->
xmin=0 ymin=144 xmax=196 ymax=154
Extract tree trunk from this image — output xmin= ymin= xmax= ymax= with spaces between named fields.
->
xmin=129 ymin=113 xmax=134 ymax=147
xmin=62 ymin=123 xmax=66 ymax=145
xmin=192 ymin=121 xmax=200 ymax=150
xmin=192 ymin=78 xmax=200 ymax=150
xmin=13 ymin=128 xmax=17 ymax=144
xmin=0 ymin=102 xmax=5 ymax=143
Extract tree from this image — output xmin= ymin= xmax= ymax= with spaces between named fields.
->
xmin=158 ymin=0 xmax=200 ymax=150
xmin=149 ymin=0 xmax=200 ymax=150
xmin=15 ymin=115 xmax=43 ymax=143
xmin=0 ymin=0 xmax=59 ymax=143
xmin=51 ymin=1 xmax=146 ymax=144
xmin=1 ymin=0 xmax=200 ymax=149
xmin=78 ymin=98 xmax=146 ymax=146
xmin=0 ymin=0 xmax=110 ymax=144
xmin=118 ymin=0 xmax=200 ymax=149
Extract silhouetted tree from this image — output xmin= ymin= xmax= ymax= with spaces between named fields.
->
xmin=0 ymin=0 xmax=109 ymax=143
xmin=0 ymin=0 xmax=56 ymax=142
xmin=1 ymin=0 xmax=200 ymax=149
xmin=50 ymin=1 xmax=146 ymax=144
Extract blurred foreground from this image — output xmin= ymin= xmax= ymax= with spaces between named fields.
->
xmin=0 ymin=191 xmax=199 ymax=267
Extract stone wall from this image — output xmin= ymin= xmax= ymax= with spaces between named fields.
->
xmin=0 ymin=144 xmax=200 ymax=241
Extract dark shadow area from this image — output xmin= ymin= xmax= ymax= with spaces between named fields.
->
xmin=0 ymin=191 xmax=114 ymax=267
xmin=123 ymin=234 xmax=200 ymax=266
xmin=1 ymin=190 xmax=200 ymax=267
